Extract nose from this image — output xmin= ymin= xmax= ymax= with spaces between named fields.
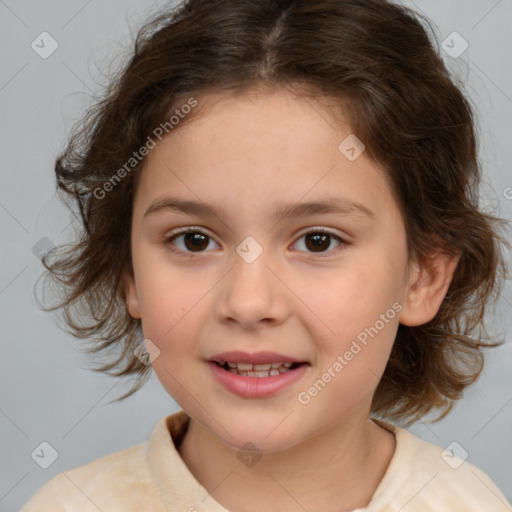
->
xmin=215 ymin=248 xmax=290 ymax=331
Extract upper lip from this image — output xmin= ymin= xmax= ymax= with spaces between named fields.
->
xmin=209 ymin=351 xmax=307 ymax=364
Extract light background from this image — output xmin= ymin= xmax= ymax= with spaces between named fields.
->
xmin=1 ymin=0 xmax=511 ymax=510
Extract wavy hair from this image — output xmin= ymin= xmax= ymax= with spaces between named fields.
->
xmin=38 ymin=0 xmax=510 ymax=425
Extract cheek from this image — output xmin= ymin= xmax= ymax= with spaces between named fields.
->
xmin=135 ymin=267 xmax=212 ymax=410
xmin=134 ymin=262 xmax=204 ymax=351
xmin=311 ymin=258 xmax=401 ymax=369
xmin=311 ymin=258 xmax=393 ymax=326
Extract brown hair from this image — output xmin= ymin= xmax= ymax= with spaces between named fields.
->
xmin=39 ymin=0 xmax=510 ymax=425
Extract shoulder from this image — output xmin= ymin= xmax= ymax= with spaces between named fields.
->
xmin=368 ymin=419 xmax=511 ymax=511
xmin=20 ymin=421 xmax=171 ymax=512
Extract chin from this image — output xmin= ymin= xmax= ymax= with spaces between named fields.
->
xmin=209 ymin=410 xmax=306 ymax=453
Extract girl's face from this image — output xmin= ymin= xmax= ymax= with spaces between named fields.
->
xmin=124 ymin=89 xmax=417 ymax=452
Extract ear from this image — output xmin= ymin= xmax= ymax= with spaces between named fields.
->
xmin=120 ymin=263 xmax=141 ymax=319
xmin=399 ymin=248 xmax=461 ymax=327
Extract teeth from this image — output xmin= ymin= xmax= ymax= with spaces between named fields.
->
xmin=227 ymin=368 xmax=289 ymax=378
xmin=220 ymin=361 xmax=296 ymax=370
xmin=253 ymin=363 xmax=271 ymax=371
xmin=219 ymin=361 xmax=300 ymax=378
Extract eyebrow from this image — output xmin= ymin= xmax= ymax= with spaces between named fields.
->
xmin=143 ymin=196 xmax=375 ymax=221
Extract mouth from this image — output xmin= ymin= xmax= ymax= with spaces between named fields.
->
xmin=212 ymin=360 xmax=304 ymax=378
xmin=208 ymin=358 xmax=309 ymax=398
xmin=207 ymin=351 xmax=310 ymax=397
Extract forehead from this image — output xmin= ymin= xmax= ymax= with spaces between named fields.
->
xmin=134 ymin=89 xmax=401 ymax=226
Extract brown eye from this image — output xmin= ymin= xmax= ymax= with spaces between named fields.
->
xmin=293 ymin=229 xmax=345 ymax=256
xmin=182 ymin=232 xmax=210 ymax=251
xmin=304 ymin=233 xmax=331 ymax=252
xmin=164 ymin=227 xmax=347 ymax=257
xmin=165 ymin=228 xmax=219 ymax=254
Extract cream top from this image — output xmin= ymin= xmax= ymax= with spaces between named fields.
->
xmin=21 ymin=410 xmax=511 ymax=511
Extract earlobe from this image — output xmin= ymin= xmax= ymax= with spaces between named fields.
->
xmin=121 ymin=266 xmax=141 ymax=319
xmin=399 ymin=250 xmax=460 ymax=327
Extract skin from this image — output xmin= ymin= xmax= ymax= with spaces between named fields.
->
xmin=123 ymin=88 xmax=460 ymax=512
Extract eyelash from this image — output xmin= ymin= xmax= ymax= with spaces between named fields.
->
xmin=163 ymin=226 xmax=348 ymax=258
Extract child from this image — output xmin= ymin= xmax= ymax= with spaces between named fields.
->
xmin=22 ymin=0 xmax=511 ymax=510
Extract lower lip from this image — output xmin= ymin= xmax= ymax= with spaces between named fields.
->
xmin=207 ymin=362 xmax=309 ymax=398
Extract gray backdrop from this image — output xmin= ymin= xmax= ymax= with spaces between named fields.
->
xmin=1 ymin=0 xmax=511 ymax=510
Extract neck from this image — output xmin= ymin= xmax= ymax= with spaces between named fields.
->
xmin=177 ymin=410 xmax=395 ymax=512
